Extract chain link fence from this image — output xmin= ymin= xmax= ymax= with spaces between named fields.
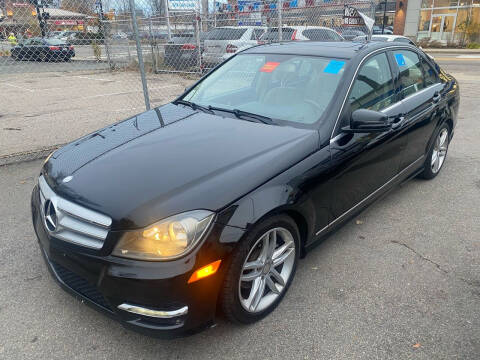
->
xmin=0 ymin=0 xmax=375 ymax=162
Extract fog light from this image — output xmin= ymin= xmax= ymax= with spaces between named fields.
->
xmin=188 ymin=260 xmax=222 ymax=284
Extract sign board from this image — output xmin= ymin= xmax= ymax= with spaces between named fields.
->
xmin=168 ymin=0 xmax=198 ymax=11
xmin=343 ymin=5 xmax=364 ymax=26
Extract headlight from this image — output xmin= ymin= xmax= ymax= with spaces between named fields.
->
xmin=112 ymin=210 xmax=214 ymax=261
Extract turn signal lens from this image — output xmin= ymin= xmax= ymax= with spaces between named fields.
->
xmin=188 ymin=260 xmax=221 ymax=284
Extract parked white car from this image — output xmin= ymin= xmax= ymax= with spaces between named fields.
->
xmin=260 ymin=26 xmax=344 ymax=42
xmin=202 ymin=26 xmax=266 ymax=66
xmin=352 ymin=34 xmax=416 ymax=45
xmin=352 ymin=34 xmax=435 ymax=60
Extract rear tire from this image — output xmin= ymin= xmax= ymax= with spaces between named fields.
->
xmin=419 ymin=123 xmax=450 ymax=180
xmin=220 ymin=214 xmax=300 ymax=324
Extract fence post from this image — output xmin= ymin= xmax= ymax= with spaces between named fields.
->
xmin=148 ymin=17 xmax=158 ymax=73
xmin=195 ymin=14 xmax=202 ymax=74
xmin=278 ymin=0 xmax=283 ymax=41
xmin=164 ymin=0 xmax=172 ymax=41
xmin=129 ymin=0 xmax=151 ymax=111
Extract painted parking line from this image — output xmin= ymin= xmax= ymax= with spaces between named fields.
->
xmin=457 ymin=54 xmax=480 ymax=59
xmin=3 ymin=83 xmax=35 ymax=92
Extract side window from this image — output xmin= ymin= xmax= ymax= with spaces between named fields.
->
xmin=420 ymin=57 xmax=438 ymax=86
xmin=394 ymin=50 xmax=425 ymax=98
xmin=348 ymin=52 xmax=395 ymax=112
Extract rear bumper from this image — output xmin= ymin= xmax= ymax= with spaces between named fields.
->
xmin=31 ymin=185 xmax=242 ymax=337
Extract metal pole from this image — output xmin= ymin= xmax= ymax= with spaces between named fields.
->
xmin=195 ymin=14 xmax=201 ymax=74
xmin=35 ymin=2 xmax=46 ymax=37
xmin=278 ymin=0 xmax=282 ymax=41
xmin=129 ymin=0 xmax=151 ymax=110
xmin=381 ymin=0 xmax=387 ymax=34
xmin=164 ymin=0 xmax=172 ymax=41
xmin=98 ymin=1 xmax=113 ymax=69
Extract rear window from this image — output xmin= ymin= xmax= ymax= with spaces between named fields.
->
xmin=206 ymin=28 xmax=247 ymax=40
xmin=46 ymin=39 xmax=66 ymax=45
xmin=171 ymin=36 xmax=194 ymax=44
xmin=303 ymin=29 xmax=341 ymax=41
xmin=261 ymin=28 xmax=295 ymax=41
xmin=371 ymin=37 xmax=388 ymax=42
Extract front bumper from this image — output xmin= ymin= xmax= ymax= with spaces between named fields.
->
xmin=31 ymin=185 xmax=243 ymax=337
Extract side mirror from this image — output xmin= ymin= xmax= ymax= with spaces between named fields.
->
xmin=343 ymin=109 xmax=391 ymax=133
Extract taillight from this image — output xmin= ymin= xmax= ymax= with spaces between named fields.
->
xmin=257 ymin=40 xmax=266 ymax=45
xmin=226 ymin=44 xmax=238 ymax=53
xmin=69 ymin=45 xmax=74 ymax=50
xmin=49 ymin=46 xmax=60 ymax=50
xmin=291 ymin=30 xmax=297 ymax=41
xmin=181 ymin=43 xmax=196 ymax=50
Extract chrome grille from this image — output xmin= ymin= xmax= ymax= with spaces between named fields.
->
xmin=38 ymin=176 xmax=112 ymax=249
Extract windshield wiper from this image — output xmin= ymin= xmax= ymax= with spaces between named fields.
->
xmin=207 ymin=106 xmax=273 ymax=124
xmin=174 ymin=100 xmax=214 ymax=114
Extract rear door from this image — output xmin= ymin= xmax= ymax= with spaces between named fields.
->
xmin=329 ymin=51 xmax=407 ymax=220
xmin=390 ymin=49 xmax=445 ymax=169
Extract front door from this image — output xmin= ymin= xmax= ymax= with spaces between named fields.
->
xmin=391 ymin=49 xmax=445 ymax=169
xmin=430 ymin=14 xmax=456 ymax=42
xmin=329 ymin=51 xmax=407 ymax=221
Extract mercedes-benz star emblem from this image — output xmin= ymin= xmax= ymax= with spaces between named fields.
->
xmin=44 ymin=200 xmax=58 ymax=232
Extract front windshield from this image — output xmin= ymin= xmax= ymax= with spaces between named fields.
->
xmin=183 ymin=53 xmax=347 ymax=125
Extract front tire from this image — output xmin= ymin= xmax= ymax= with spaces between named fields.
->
xmin=420 ymin=123 xmax=450 ymax=180
xmin=220 ymin=214 xmax=300 ymax=324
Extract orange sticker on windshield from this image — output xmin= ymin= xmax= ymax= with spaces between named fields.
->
xmin=260 ymin=62 xmax=280 ymax=73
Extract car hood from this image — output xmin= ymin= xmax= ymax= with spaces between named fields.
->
xmin=43 ymin=103 xmax=318 ymax=230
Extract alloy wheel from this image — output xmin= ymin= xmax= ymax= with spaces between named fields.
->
xmin=238 ymin=227 xmax=296 ymax=313
xmin=431 ymin=128 xmax=449 ymax=174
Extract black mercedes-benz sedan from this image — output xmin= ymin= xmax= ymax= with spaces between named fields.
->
xmin=31 ymin=41 xmax=459 ymax=337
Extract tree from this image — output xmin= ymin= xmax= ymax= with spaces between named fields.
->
xmin=457 ymin=17 xmax=480 ymax=45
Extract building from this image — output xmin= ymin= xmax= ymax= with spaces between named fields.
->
xmin=392 ymin=0 xmax=480 ymax=43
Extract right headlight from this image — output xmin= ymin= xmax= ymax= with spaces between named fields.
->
xmin=112 ymin=210 xmax=214 ymax=261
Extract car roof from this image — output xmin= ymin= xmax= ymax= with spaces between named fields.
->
xmin=243 ymin=41 xmax=391 ymax=59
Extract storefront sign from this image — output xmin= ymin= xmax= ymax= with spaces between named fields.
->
xmin=343 ymin=5 xmax=363 ymax=26
xmin=168 ymin=0 xmax=198 ymax=11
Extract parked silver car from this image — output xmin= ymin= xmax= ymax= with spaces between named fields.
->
xmin=202 ymin=26 xmax=266 ymax=67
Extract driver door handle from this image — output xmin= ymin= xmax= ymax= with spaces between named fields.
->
xmin=390 ymin=114 xmax=406 ymax=130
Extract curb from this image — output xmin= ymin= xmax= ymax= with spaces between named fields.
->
xmin=0 ymin=145 xmax=63 ymax=167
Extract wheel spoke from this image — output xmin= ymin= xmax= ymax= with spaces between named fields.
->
xmin=273 ymin=247 xmax=294 ymax=267
xmin=241 ymin=270 xmax=262 ymax=282
xmin=270 ymin=268 xmax=286 ymax=287
xmin=272 ymin=240 xmax=293 ymax=262
xmin=434 ymin=154 xmax=440 ymax=172
xmin=259 ymin=233 xmax=270 ymax=261
xmin=431 ymin=150 xmax=438 ymax=168
xmin=439 ymin=130 xmax=448 ymax=147
xmin=243 ymin=260 xmax=263 ymax=270
xmin=250 ymin=277 xmax=266 ymax=311
xmin=265 ymin=275 xmax=280 ymax=294
xmin=267 ymin=231 xmax=277 ymax=259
